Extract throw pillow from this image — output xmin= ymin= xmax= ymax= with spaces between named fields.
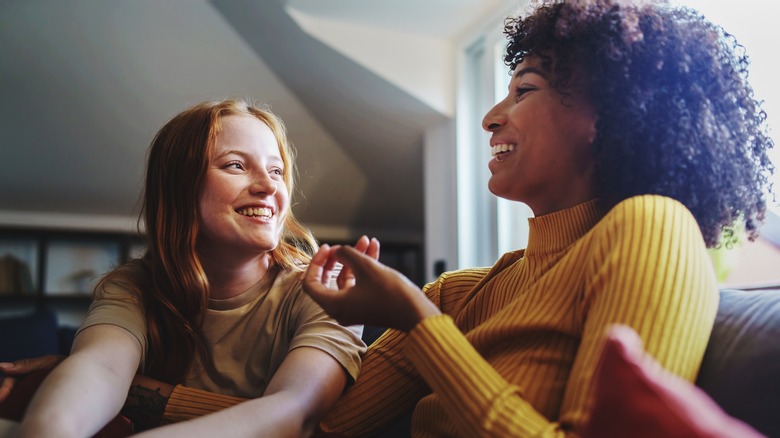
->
xmin=583 ymin=325 xmax=764 ymax=438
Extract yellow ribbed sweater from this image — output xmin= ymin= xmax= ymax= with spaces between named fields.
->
xmin=162 ymin=195 xmax=719 ymax=436
xmin=320 ymin=195 xmax=719 ymax=437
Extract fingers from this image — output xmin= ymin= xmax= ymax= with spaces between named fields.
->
xmin=352 ymin=235 xmax=370 ymax=253
xmin=0 ymin=375 xmax=16 ymax=402
xmin=321 ymin=245 xmax=342 ymax=283
xmin=334 ymin=245 xmax=379 ymax=278
xmin=0 ymin=355 xmax=61 ymax=375
xmin=336 ymin=267 xmax=356 ymax=290
xmin=0 ymin=354 xmax=66 ymax=401
xmin=306 ymin=245 xmax=330 ymax=284
xmin=309 ymin=244 xmax=341 ymax=285
xmin=304 ymin=246 xmax=340 ymax=304
xmin=0 ymin=363 xmax=17 ymax=397
xmin=20 ymin=355 xmax=64 ymax=371
xmin=310 ymin=237 xmax=380 ymax=290
xmin=367 ymin=237 xmax=380 ymax=260
xmin=336 ymin=236 xmax=368 ymax=289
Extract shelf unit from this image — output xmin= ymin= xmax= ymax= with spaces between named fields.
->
xmin=0 ymin=227 xmax=424 ymax=327
xmin=0 ymin=227 xmax=145 ymax=310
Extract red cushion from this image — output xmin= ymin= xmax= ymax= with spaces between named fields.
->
xmin=583 ymin=325 xmax=765 ymax=438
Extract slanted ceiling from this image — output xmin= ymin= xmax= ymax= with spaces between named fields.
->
xmin=0 ymin=0 xmax=511 ymax=242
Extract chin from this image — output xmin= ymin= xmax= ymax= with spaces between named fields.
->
xmin=487 ymin=180 xmax=511 ymax=199
xmin=487 ymin=180 xmax=499 ymax=196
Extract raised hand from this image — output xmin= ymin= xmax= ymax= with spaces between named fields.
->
xmin=0 ymin=354 xmax=66 ymax=402
xmin=303 ymin=244 xmax=440 ymax=332
xmin=330 ymin=235 xmax=380 ymax=289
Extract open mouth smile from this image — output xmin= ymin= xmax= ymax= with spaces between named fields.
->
xmin=491 ymin=143 xmax=517 ymax=161
xmin=236 ymin=207 xmax=273 ymax=219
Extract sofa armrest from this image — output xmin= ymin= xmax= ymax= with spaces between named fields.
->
xmin=695 ymin=288 xmax=780 ymax=437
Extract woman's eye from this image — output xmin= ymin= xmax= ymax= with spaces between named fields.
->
xmin=514 ymin=87 xmax=534 ymax=101
xmin=225 ymin=161 xmax=244 ymax=170
xmin=270 ymin=168 xmax=284 ymax=176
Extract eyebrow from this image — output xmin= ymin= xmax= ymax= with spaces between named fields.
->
xmin=212 ymin=149 xmax=283 ymax=164
xmin=212 ymin=149 xmax=248 ymax=161
xmin=513 ymin=66 xmax=548 ymax=80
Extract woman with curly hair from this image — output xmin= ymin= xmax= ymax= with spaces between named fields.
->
xmin=300 ymin=0 xmax=774 ymax=436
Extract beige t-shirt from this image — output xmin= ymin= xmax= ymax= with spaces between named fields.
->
xmin=78 ymin=266 xmax=365 ymax=398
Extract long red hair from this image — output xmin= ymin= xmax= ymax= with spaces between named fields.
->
xmin=96 ymin=99 xmax=316 ymax=382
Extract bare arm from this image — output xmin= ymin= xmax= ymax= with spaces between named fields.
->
xmin=17 ymin=325 xmax=142 ymax=438
xmin=135 ymin=346 xmax=348 ymax=438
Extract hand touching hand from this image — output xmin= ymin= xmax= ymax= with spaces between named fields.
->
xmin=325 ymin=235 xmax=380 ymax=290
xmin=0 ymin=354 xmax=65 ymax=402
xmin=303 ymin=242 xmax=440 ymax=332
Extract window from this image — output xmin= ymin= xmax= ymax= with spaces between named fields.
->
xmin=456 ymin=3 xmax=529 ymax=269
xmin=673 ymin=0 xmax=780 ymax=287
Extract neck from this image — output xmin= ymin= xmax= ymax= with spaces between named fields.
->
xmin=201 ymin=252 xmax=273 ymax=299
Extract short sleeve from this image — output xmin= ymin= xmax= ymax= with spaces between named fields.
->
xmin=76 ymin=279 xmax=147 ymax=368
xmin=288 ymin=285 xmax=366 ymax=382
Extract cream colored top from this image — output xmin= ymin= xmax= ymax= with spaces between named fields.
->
xmin=78 ymin=266 xmax=365 ymax=398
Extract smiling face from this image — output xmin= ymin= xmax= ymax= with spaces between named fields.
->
xmin=197 ymin=114 xmax=289 ymax=262
xmin=482 ymin=56 xmax=598 ymax=216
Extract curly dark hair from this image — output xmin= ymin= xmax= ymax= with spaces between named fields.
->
xmin=504 ymin=1 xmax=774 ymax=247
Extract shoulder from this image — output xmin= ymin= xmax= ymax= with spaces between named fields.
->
xmin=429 ymin=266 xmax=493 ymax=289
xmin=584 ymin=195 xmax=708 ymax=265
xmin=597 ymin=195 xmax=699 ymax=235
xmin=604 ymin=194 xmax=692 ymax=220
xmin=95 ymin=259 xmax=148 ymax=304
xmin=423 ymin=263 xmax=506 ymax=311
xmin=271 ymin=267 xmax=323 ymax=315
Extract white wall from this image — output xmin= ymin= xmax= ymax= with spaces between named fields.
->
xmin=424 ymin=120 xmax=458 ymax=281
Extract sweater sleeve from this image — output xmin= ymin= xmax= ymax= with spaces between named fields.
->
xmin=161 ymin=385 xmax=248 ymax=424
xmin=318 ymin=278 xmax=452 ymax=436
xmin=401 ymin=195 xmax=719 ymax=437
xmin=559 ymin=196 xmax=719 ymax=429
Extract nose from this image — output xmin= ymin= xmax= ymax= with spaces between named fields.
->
xmin=249 ymin=171 xmax=277 ymax=196
xmin=482 ymin=99 xmax=507 ymax=132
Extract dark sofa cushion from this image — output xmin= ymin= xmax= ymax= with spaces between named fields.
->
xmin=0 ymin=309 xmax=59 ymax=363
xmin=695 ymin=288 xmax=780 ymax=438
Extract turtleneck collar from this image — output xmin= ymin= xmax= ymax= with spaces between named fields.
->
xmin=524 ymin=199 xmax=603 ymax=257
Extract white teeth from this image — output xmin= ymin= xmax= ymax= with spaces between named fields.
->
xmin=491 ymin=143 xmax=517 ymax=157
xmin=237 ymin=207 xmax=273 ymax=218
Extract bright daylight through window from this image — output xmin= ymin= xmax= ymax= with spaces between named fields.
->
xmin=671 ymin=0 xmax=780 ymax=287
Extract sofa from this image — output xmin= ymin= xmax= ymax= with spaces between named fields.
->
xmin=692 ymin=288 xmax=780 ymax=437
xmin=1 ymin=288 xmax=779 ymax=437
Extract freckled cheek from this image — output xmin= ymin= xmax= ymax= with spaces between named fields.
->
xmin=276 ymin=184 xmax=290 ymax=212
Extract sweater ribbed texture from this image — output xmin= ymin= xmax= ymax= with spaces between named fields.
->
xmin=322 ymin=195 xmax=719 ymax=437
xmin=162 ymin=385 xmax=247 ymax=424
